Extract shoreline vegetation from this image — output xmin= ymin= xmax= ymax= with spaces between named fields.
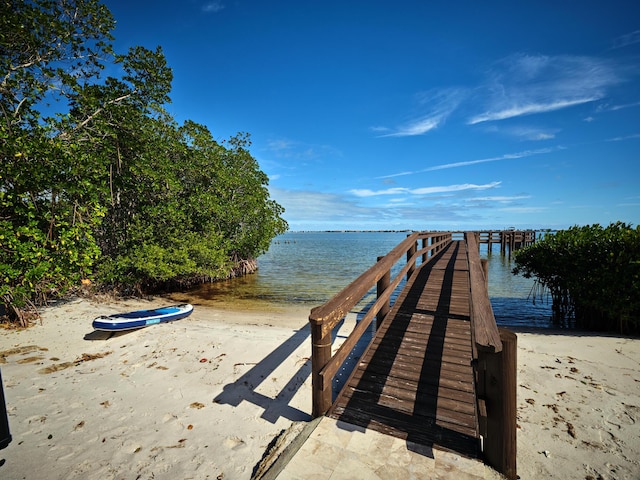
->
xmin=513 ymin=222 xmax=640 ymax=335
xmin=2 ymin=1 xmax=288 ymax=326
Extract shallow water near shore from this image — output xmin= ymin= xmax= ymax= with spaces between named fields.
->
xmin=181 ymin=231 xmax=553 ymax=328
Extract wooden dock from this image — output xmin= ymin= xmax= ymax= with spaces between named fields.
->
xmin=327 ymin=240 xmax=480 ymax=456
xmin=309 ymin=231 xmax=523 ymax=479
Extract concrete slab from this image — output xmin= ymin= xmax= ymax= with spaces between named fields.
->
xmin=255 ymin=417 xmax=505 ymax=480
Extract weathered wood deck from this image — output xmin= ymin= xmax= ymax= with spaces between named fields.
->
xmin=309 ymin=232 xmax=519 ymax=478
xmin=326 ymin=240 xmax=480 ymax=457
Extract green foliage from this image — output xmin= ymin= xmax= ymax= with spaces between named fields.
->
xmin=1 ymin=0 xmax=288 ymax=323
xmin=513 ymin=222 xmax=640 ymax=334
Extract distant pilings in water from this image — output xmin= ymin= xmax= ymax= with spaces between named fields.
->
xmin=472 ymin=230 xmax=536 ymax=256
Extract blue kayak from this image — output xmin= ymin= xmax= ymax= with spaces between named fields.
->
xmin=92 ymin=304 xmax=194 ymax=331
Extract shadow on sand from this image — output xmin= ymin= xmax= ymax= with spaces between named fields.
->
xmin=213 ymin=325 xmax=313 ymax=423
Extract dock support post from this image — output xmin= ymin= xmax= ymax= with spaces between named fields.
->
xmin=310 ymin=317 xmax=332 ymax=418
xmin=482 ymin=328 xmax=517 ymax=480
xmin=376 ymin=256 xmax=390 ymax=329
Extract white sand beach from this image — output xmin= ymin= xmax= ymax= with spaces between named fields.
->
xmin=0 ymin=298 xmax=639 ymax=479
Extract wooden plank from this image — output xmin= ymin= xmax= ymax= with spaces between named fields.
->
xmin=348 ymin=364 xmax=475 ymax=395
xmin=331 ymin=398 xmax=479 ymax=441
xmin=341 ymin=379 xmax=477 ymax=416
xmin=348 ymin=367 xmax=476 ymax=394
xmin=328 ymin=239 xmax=481 ymax=459
xmin=333 ymin=390 xmax=478 ymax=436
xmin=356 ymin=354 xmax=476 ymax=378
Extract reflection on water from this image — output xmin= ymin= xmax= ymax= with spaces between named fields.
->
xmin=183 ymin=231 xmax=553 ymax=328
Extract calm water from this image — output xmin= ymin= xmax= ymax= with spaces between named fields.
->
xmin=186 ymin=231 xmax=553 ymax=328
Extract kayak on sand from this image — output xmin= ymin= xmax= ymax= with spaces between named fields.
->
xmin=92 ymin=303 xmax=194 ymax=331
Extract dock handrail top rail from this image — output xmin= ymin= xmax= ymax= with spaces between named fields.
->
xmin=309 ymin=231 xmax=450 ymax=335
xmin=465 ymin=232 xmax=502 ymax=353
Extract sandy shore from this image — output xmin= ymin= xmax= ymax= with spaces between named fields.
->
xmin=0 ymin=298 xmax=639 ymax=479
xmin=514 ymin=328 xmax=640 ymax=479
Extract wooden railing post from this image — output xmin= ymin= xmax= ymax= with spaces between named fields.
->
xmin=376 ymin=256 xmax=390 ymax=329
xmin=310 ymin=314 xmax=332 ymax=418
xmin=406 ymin=237 xmax=416 ymax=280
xmin=482 ymin=328 xmax=517 ymax=480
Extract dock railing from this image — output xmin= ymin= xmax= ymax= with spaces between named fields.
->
xmin=308 ymin=231 xmax=453 ymax=418
xmin=466 ymin=232 xmax=517 ymax=479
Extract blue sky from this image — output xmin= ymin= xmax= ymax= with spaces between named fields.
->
xmin=104 ymin=1 xmax=640 ymax=231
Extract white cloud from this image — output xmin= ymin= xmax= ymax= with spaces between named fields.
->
xmin=606 ymin=133 xmax=640 ymax=142
xmin=203 ymin=2 xmax=224 ymax=13
xmin=468 ymin=54 xmax=620 ymax=124
xmin=380 ymin=116 xmax=441 ymax=137
xmin=269 ymin=188 xmax=369 ymax=222
xmin=377 ymin=88 xmax=465 ymax=137
xmin=425 ymin=147 xmax=556 ymax=171
xmin=497 ymin=206 xmax=546 ymax=213
xmin=350 ymin=181 xmax=501 ymax=197
xmin=370 ymin=126 xmax=391 ymax=134
xmin=598 ymin=100 xmax=640 ymax=112
xmin=483 ymin=125 xmax=558 ymax=140
xmin=265 ymin=138 xmax=342 ymax=161
xmin=612 ymin=30 xmax=640 ymax=49
xmin=268 ymin=185 xmax=551 ymax=231
xmin=376 ymin=147 xmax=556 ymax=180
xmin=377 ymin=170 xmax=414 ymax=180
xmin=471 ymin=195 xmax=531 ymax=202
xmin=470 ymin=97 xmax=600 ymax=125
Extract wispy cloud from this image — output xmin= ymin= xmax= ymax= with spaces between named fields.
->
xmin=377 ymin=170 xmax=415 ymax=180
xmin=269 ymin=188 xmax=369 ymax=222
xmin=483 ymin=124 xmax=558 ymax=140
xmin=269 ymin=185 xmax=545 ymax=231
xmin=379 ymin=117 xmax=442 ymax=137
xmin=612 ymin=30 xmax=640 ymax=49
xmin=597 ymin=100 xmax=640 ymax=112
xmin=471 ymin=195 xmax=531 ymax=202
xmin=497 ymin=206 xmax=546 ymax=213
xmin=468 ymin=54 xmax=620 ymax=124
xmin=377 ymin=147 xmax=556 ymax=180
xmin=350 ymin=181 xmax=501 ymax=197
xmin=606 ymin=133 xmax=640 ymax=142
xmin=470 ymin=98 xmax=599 ymax=124
xmin=266 ymin=138 xmax=341 ymax=160
xmin=202 ymin=1 xmax=224 ymax=13
xmin=376 ymin=88 xmax=465 ymax=137
xmin=425 ymin=147 xmax=557 ymax=171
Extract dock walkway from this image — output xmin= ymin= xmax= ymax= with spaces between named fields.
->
xmin=327 ymin=240 xmax=480 ymax=457
xmin=292 ymin=231 xmax=521 ymax=479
